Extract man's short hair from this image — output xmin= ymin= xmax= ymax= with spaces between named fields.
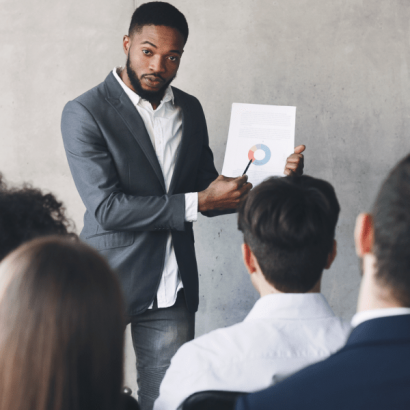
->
xmin=238 ymin=176 xmax=340 ymax=293
xmin=372 ymin=154 xmax=410 ymax=306
xmin=129 ymin=2 xmax=189 ymax=43
xmin=0 ymin=174 xmax=75 ymax=261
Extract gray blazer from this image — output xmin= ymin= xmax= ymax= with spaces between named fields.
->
xmin=61 ymin=72 xmax=220 ymax=315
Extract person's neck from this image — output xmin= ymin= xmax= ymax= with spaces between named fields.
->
xmin=357 ymin=253 xmax=402 ymax=312
xmin=258 ymin=277 xmax=321 ymax=298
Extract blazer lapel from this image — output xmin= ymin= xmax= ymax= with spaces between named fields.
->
xmin=104 ymin=72 xmax=166 ymax=192
xmin=168 ymin=88 xmax=195 ymax=195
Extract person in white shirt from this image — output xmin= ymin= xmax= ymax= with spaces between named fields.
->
xmin=154 ymin=175 xmax=351 ymax=410
xmin=236 ymin=154 xmax=410 ymax=410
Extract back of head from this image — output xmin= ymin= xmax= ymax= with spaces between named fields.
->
xmin=0 ymin=174 xmax=75 ymax=261
xmin=238 ymin=176 xmax=340 ymax=292
xmin=129 ymin=1 xmax=189 ymax=43
xmin=0 ymin=237 xmax=125 ymax=410
xmin=372 ymin=154 xmax=410 ymax=306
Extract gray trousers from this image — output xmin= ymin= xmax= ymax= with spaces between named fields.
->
xmin=128 ymin=290 xmax=195 ymax=410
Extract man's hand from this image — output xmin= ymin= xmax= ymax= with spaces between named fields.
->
xmin=198 ymin=175 xmax=253 ymax=212
xmin=284 ymin=145 xmax=305 ymax=176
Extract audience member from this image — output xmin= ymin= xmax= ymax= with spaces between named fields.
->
xmin=0 ymin=236 xmax=139 ymax=410
xmin=154 ymin=176 xmax=350 ymax=410
xmin=0 ymin=174 xmax=75 ymax=261
xmin=236 ymin=154 xmax=410 ymax=410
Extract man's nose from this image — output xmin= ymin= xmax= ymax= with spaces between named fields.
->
xmin=149 ymin=55 xmax=166 ymax=74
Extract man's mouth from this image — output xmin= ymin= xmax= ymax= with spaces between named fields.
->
xmin=143 ymin=76 xmax=164 ymax=88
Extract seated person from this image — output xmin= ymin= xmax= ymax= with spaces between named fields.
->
xmin=0 ymin=174 xmax=75 ymax=261
xmin=0 ymin=236 xmax=139 ymax=410
xmin=154 ymin=175 xmax=351 ymax=410
xmin=236 ymin=154 xmax=410 ymax=410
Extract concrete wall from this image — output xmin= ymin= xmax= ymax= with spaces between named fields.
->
xmin=2 ymin=0 xmax=410 ymax=394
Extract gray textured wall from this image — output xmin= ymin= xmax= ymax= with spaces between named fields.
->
xmin=2 ymin=0 xmax=410 ymax=394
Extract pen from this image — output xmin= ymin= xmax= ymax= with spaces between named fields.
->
xmin=242 ymin=159 xmax=253 ymax=176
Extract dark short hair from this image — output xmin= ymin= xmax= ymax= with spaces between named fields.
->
xmin=129 ymin=1 xmax=189 ymax=43
xmin=0 ymin=236 xmax=125 ymax=410
xmin=0 ymin=174 xmax=75 ymax=261
xmin=238 ymin=176 xmax=340 ymax=293
xmin=372 ymin=154 xmax=410 ymax=306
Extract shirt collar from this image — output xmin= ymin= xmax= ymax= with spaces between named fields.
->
xmin=112 ymin=67 xmax=175 ymax=106
xmin=244 ymin=293 xmax=336 ymax=322
xmin=351 ymin=307 xmax=410 ymax=328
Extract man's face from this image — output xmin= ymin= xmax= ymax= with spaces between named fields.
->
xmin=123 ymin=25 xmax=185 ymax=102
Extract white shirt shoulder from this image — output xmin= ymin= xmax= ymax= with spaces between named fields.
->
xmin=154 ymin=294 xmax=351 ymax=410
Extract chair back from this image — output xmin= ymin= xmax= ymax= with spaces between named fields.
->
xmin=179 ymin=390 xmax=246 ymax=410
xmin=120 ymin=392 xmax=141 ymax=410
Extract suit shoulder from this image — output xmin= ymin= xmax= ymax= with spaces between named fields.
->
xmin=62 ymin=74 xmax=116 ymax=120
xmin=173 ymin=321 xmax=249 ymax=365
xmin=69 ymin=80 xmax=107 ymax=108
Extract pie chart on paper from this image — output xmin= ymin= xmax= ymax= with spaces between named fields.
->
xmin=248 ymin=144 xmax=271 ymax=166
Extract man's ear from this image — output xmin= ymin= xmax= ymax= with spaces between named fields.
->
xmin=325 ymin=239 xmax=337 ymax=269
xmin=241 ymin=243 xmax=257 ymax=275
xmin=123 ymin=35 xmax=131 ymax=55
xmin=354 ymin=213 xmax=374 ymax=257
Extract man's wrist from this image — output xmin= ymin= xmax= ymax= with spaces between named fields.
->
xmin=198 ymin=190 xmax=210 ymax=212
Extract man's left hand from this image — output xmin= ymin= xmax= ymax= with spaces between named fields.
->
xmin=284 ymin=145 xmax=305 ymax=176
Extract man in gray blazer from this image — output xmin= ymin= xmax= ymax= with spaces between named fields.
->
xmin=61 ymin=2 xmax=304 ymax=409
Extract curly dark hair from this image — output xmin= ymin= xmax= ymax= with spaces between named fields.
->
xmin=0 ymin=174 xmax=76 ymax=261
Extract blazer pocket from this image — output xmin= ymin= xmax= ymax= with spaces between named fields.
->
xmin=85 ymin=231 xmax=134 ymax=251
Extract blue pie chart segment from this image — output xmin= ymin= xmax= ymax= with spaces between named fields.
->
xmin=248 ymin=144 xmax=271 ymax=166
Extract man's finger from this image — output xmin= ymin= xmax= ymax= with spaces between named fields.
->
xmin=235 ymin=174 xmax=248 ymax=187
xmin=285 ymin=163 xmax=299 ymax=171
xmin=219 ymin=175 xmax=236 ymax=181
xmin=294 ymin=145 xmax=306 ymax=154
xmin=286 ymin=154 xmax=304 ymax=163
xmin=239 ymin=182 xmax=253 ymax=196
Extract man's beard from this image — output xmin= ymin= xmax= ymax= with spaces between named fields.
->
xmin=126 ymin=53 xmax=176 ymax=103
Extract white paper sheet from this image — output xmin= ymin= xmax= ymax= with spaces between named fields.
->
xmin=221 ymin=103 xmax=296 ymax=187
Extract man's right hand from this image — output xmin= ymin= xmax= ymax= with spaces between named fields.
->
xmin=198 ymin=175 xmax=253 ymax=212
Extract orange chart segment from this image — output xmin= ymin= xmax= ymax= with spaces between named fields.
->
xmin=248 ymin=144 xmax=271 ymax=166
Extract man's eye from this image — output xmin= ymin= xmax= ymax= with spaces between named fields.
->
xmin=142 ymin=50 xmax=151 ymax=55
xmin=169 ymin=56 xmax=178 ymax=62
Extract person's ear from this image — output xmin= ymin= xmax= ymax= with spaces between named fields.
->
xmin=325 ymin=239 xmax=337 ymax=269
xmin=123 ymin=35 xmax=131 ymax=55
xmin=354 ymin=213 xmax=374 ymax=257
xmin=241 ymin=243 xmax=257 ymax=275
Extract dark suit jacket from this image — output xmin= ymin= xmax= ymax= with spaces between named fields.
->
xmin=61 ymin=72 xmax=221 ymax=315
xmin=236 ymin=314 xmax=410 ymax=410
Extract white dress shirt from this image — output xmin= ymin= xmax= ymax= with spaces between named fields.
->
xmin=351 ymin=307 xmax=410 ymax=328
xmin=154 ymin=293 xmax=351 ymax=410
xmin=113 ymin=68 xmax=198 ymax=309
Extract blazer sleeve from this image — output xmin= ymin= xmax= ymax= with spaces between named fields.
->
xmin=194 ymin=100 xmax=237 ymax=218
xmin=61 ymin=100 xmax=186 ymax=232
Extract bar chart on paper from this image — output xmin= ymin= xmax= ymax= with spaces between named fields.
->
xmin=222 ymin=103 xmax=296 ymax=187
